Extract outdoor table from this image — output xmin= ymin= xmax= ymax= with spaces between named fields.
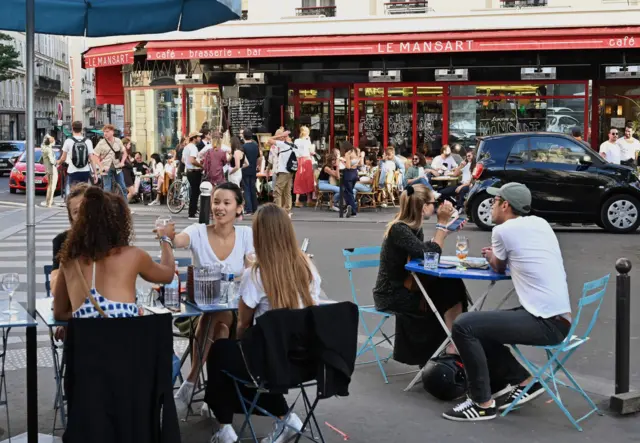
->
xmin=403 ymin=256 xmax=514 ymax=391
xmin=0 ymin=300 xmax=38 ymax=438
xmin=430 ymin=175 xmax=460 ymax=188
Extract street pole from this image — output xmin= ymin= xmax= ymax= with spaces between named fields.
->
xmin=614 ymin=258 xmax=631 ymax=395
xmin=25 ymin=0 xmax=39 ymax=441
xmin=338 ymin=169 xmax=344 ymax=218
xmin=199 ymin=181 xmax=213 ymax=224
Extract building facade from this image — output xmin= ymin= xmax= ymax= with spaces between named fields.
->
xmin=77 ymin=0 xmax=640 ymax=157
xmin=0 ymin=32 xmax=72 ymax=143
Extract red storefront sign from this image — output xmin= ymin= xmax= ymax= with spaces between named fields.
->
xmin=83 ymin=42 xmax=141 ymax=68
xmin=146 ymin=27 xmax=640 ymax=60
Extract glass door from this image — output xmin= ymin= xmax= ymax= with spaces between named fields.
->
xmin=387 ymin=100 xmax=413 ymax=158
xmin=187 ymin=87 xmax=222 ymax=136
xmin=155 ymin=88 xmax=182 ymax=156
xmin=299 ymin=100 xmax=330 ymax=153
xmin=417 ymin=100 xmax=444 ymax=157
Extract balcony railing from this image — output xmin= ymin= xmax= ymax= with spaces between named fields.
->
xmin=295 ymin=6 xmax=336 ymax=17
xmin=384 ymin=1 xmax=431 ymax=15
xmin=500 ymin=0 xmax=547 ymax=7
xmin=84 ymin=98 xmax=96 ymax=109
xmin=35 ymin=76 xmax=61 ymax=92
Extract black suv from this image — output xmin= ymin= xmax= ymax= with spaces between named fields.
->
xmin=465 ymin=133 xmax=640 ymax=234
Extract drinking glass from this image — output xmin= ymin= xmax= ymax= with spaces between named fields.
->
xmin=456 ymin=236 xmax=469 ymax=261
xmin=156 ymin=215 xmax=172 ymax=230
xmin=423 ymin=252 xmax=439 ymax=271
xmin=2 ymin=273 xmax=19 ymax=314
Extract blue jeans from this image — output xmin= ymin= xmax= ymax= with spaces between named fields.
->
xmin=354 ymin=182 xmax=371 ymax=196
xmin=318 ymin=180 xmax=339 ymax=204
xmin=342 ymin=169 xmax=358 ymax=214
xmin=103 ymin=169 xmax=127 ymax=194
xmin=242 ymin=173 xmax=258 ymax=214
xmin=407 ymin=177 xmax=434 ymax=191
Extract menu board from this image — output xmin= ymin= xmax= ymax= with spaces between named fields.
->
xmin=227 ymin=98 xmax=266 ymax=136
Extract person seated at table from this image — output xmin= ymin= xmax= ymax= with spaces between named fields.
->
xmin=318 ymin=154 xmax=341 ymax=212
xmin=355 ymin=155 xmax=378 ymax=193
xmin=373 ymin=184 xmax=467 ymax=366
xmin=438 ymin=149 xmax=475 ymax=212
xmin=431 ymin=145 xmax=458 ymax=174
xmin=205 ymin=203 xmax=321 ymax=443
xmin=443 ymin=183 xmax=571 ymax=422
xmin=53 ymin=187 xmax=175 ymax=321
xmin=148 ymin=153 xmax=165 ymax=206
xmin=404 ymin=152 xmax=437 ymax=190
xmin=171 ymin=182 xmax=254 ymax=416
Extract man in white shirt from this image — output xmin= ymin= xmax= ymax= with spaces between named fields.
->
xmin=57 ymin=120 xmax=101 ymax=189
xmin=196 ymin=129 xmax=213 ymax=163
xmin=617 ymin=124 xmax=640 ymax=167
xmin=600 ymin=128 xmax=622 ymax=164
xmin=443 ymin=183 xmax=572 ymax=422
xmin=268 ymin=129 xmax=297 ymax=215
xmin=183 ymin=131 xmax=203 ymax=220
xmin=430 ymin=145 xmax=458 ymax=172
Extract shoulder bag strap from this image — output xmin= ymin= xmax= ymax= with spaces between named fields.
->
xmin=73 ymin=259 xmax=109 ymax=318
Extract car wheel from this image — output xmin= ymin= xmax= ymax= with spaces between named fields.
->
xmin=9 ymin=187 xmax=16 ymax=194
xmin=600 ymin=195 xmax=640 ymax=234
xmin=472 ymin=192 xmax=495 ymax=231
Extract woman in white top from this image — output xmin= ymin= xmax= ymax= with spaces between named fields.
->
xmin=148 ymin=153 xmax=165 ymax=206
xmin=171 ymin=182 xmax=254 ymax=415
xmin=206 ymin=203 xmax=320 ymax=443
xmin=293 ymin=126 xmax=315 ymax=208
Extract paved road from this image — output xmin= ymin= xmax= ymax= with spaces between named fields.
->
xmin=0 ymin=203 xmax=638 ymax=441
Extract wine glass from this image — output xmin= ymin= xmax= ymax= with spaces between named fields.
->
xmin=2 ymin=273 xmax=20 ymax=315
xmin=456 ymin=236 xmax=469 ymax=269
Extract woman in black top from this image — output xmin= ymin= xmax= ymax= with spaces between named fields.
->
xmin=228 ymin=136 xmax=247 ymax=186
xmin=121 ymin=138 xmax=136 ymax=201
xmin=373 ymin=184 xmax=467 ymax=366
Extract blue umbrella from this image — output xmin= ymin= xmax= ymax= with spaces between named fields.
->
xmin=0 ymin=1 xmax=241 ymax=441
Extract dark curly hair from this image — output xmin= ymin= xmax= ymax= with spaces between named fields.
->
xmin=58 ymin=186 xmax=133 ymax=264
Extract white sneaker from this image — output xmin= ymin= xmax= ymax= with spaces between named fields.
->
xmin=330 ymin=205 xmax=339 ymax=212
xmin=201 ymin=402 xmax=216 ymax=419
xmin=211 ymin=424 xmax=238 ymax=443
xmin=174 ymin=381 xmax=194 ymax=416
xmin=261 ymin=413 xmax=303 ymax=443
xmin=148 ymin=200 xmax=160 ymax=206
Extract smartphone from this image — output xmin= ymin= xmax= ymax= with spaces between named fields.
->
xmin=301 ymin=238 xmax=310 ymax=253
xmin=438 ymin=263 xmax=456 ymax=269
xmin=447 ymin=217 xmax=466 ymax=232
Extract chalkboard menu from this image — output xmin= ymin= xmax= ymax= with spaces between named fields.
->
xmin=227 ymin=98 xmax=266 ymax=136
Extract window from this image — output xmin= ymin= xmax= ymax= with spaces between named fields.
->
xmin=507 ymin=138 xmax=529 ymax=162
xmin=529 ymin=136 xmax=588 ymax=165
xmin=298 ymin=0 xmax=336 ymax=16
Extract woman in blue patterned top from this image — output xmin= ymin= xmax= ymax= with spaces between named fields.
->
xmin=53 ymin=186 xmax=176 ymax=320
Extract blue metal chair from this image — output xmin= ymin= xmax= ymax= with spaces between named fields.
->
xmin=343 ymin=247 xmax=394 ymax=383
xmin=44 ymin=265 xmax=53 ymax=298
xmin=501 ymin=274 xmax=611 ymax=431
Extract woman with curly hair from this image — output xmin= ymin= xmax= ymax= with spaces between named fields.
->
xmin=52 ymin=187 xmax=176 ymax=320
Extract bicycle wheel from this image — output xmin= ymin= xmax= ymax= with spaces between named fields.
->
xmin=167 ymin=180 xmax=187 ymax=214
xmin=111 ymin=182 xmax=126 ymax=199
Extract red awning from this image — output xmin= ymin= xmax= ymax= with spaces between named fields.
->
xmin=95 ymin=65 xmax=125 ymax=106
xmin=145 ymin=26 xmax=640 ymax=60
xmin=83 ymin=42 xmax=141 ymax=68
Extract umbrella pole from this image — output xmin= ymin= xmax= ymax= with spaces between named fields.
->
xmin=25 ymin=0 xmax=39 ymax=441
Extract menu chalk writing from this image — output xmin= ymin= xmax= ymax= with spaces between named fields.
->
xmin=227 ymin=98 xmax=266 ymax=136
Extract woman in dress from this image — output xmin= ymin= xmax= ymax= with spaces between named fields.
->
xmin=373 ymin=184 xmax=467 ymax=365
xmin=121 ymin=138 xmax=137 ymax=202
xmin=148 ymin=153 xmax=165 ymax=206
xmin=206 ymin=203 xmax=321 ymax=443
xmin=170 ymin=182 xmax=254 ymax=415
xmin=227 ymin=136 xmax=247 ymax=186
xmin=53 ymin=186 xmax=175 ymax=320
xmin=41 ymin=135 xmax=58 ymax=208
xmin=293 ymin=126 xmax=315 ymax=208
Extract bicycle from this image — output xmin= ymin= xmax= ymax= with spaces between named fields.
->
xmin=96 ymin=169 xmax=126 ymax=200
xmin=167 ymin=174 xmax=201 ymax=215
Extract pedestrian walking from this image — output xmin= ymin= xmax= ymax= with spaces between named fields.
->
xmin=57 ymin=120 xmax=101 ymax=188
xmin=269 ymin=128 xmax=298 ymax=216
xmin=41 ymin=134 xmax=58 ymax=208
xmin=182 ymin=131 xmax=203 ymax=220
xmin=202 ymin=135 xmax=227 ymax=186
xmin=94 ymin=124 xmax=127 ymax=194
xmin=241 ymin=129 xmax=261 ymax=215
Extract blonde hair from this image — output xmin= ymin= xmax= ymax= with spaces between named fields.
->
xmin=299 ymin=126 xmax=310 ymax=138
xmin=211 ymin=136 xmax=222 ymax=150
xmin=385 ymin=146 xmax=395 ymax=155
xmin=222 ymin=130 xmax=231 ymax=147
xmin=252 ymin=204 xmax=315 ymax=310
xmin=384 ymin=184 xmax=433 ymax=238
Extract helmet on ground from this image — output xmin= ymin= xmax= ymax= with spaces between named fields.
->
xmin=422 ymin=354 xmax=467 ymax=401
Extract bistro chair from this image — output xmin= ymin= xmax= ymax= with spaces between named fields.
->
xmin=44 ymin=265 xmax=53 ymax=298
xmin=501 ymin=274 xmax=610 ymax=431
xmin=342 ymin=247 xmax=395 ymax=383
xmin=357 ymin=169 xmax=381 ymax=211
xmin=314 ymin=174 xmax=335 ymax=211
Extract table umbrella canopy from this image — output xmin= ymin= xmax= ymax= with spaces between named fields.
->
xmin=0 ymin=0 xmax=241 ymax=36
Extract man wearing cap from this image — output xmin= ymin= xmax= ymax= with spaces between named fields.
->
xmin=183 ymin=131 xmax=203 ymax=220
xmin=268 ymin=129 xmax=297 ymax=215
xmin=443 ymin=182 xmax=572 ymax=422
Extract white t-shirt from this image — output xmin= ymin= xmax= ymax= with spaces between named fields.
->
xmin=197 ymin=141 xmax=212 ymax=163
xmin=182 ymin=224 xmax=254 ymax=277
xmin=431 ymin=155 xmax=457 ymax=171
xmin=600 ymin=141 xmax=621 ymax=165
xmin=153 ymin=162 xmax=164 ymax=178
xmin=274 ymin=140 xmax=298 ymax=174
xmin=461 ymin=162 xmax=472 ymax=183
xmin=182 ymin=143 xmax=200 ymax=170
xmin=294 ymin=138 xmax=311 ymax=158
xmin=62 ymin=136 xmax=94 ymax=174
xmin=617 ymin=137 xmax=640 ymax=162
xmin=239 ymin=263 xmax=321 ymax=323
xmin=491 ymin=216 xmax=571 ymax=319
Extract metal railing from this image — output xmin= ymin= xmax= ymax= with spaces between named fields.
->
xmin=295 ymin=5 xmax=336 ymax=17
xmin=384 ymin=1 xmax=430 ymax=15
xmin=500 ymin=0 xmax=548 ymax=7
xmin=35 ymin=76 xmax=61 ymax=92
xmin=84 ymin=98 xmax=96 ymax=109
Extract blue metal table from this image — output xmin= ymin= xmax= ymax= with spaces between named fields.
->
xmin=0 ymin=300 xmax=38 ymax=439
xmin=403 ymin=256 xmax=515 ymax=391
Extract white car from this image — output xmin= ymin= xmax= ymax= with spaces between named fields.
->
xmin=546 ymin=115 xmax=580 ymax=133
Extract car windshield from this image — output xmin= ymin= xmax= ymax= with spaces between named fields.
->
xmin=0 ymin=142 xmax=24 ymax=152
xmin=18 ymin=149 xmax=62 ymax=164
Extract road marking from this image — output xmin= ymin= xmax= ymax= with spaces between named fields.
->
xmin=0 ymin=200 xmax=26 ymax=207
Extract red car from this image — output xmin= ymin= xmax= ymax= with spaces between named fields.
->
xmin=9 ymin=148 xmax=63 ymax=194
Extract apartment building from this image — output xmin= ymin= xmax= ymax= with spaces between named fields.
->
xmin=77 ymin=0 xmax=640 ymax=157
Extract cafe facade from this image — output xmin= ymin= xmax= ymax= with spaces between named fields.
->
xmin=82 ymin=24 xmax=640 ymax=159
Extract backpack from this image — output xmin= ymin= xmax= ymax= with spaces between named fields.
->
xmin=71 ymin=137 xmax=89 ymax=169
xmin=282 ymin=142 xmax=298 ymax=173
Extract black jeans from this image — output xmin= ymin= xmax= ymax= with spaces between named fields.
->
xmin=439 ymin=185 xmax=470 ymax=210
xmin=186 ymin=170 xmax=202 ymax=218
xmin=342 ymin=169 xmax=358 ymax=214
xmin=452 ymin=307 xmax=570 ymax=403
xmin=205 ymin=339 xmax=289 ymax=424
xmin=242 ymin=173 xmax=258 ymax=214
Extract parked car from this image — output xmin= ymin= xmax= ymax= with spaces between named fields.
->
xmin=465 ymin=132 xmax=640 ymax=234
xmin=9 ymin=148 xmax=63 ymax=194
xmin=546 ymin=115 xmax=580 ymax=133
xmin=0 ymin=141 xmax=26 ymax=176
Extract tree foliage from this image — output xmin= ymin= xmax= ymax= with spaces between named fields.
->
xmin=0 ymin=33 xmax=21 ymax=83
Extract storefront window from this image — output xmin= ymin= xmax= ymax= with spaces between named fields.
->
xmin=598 ymin=85 xmax=640 ymax=144
xmin=387 ymin=100 xmax=412 ymax=157
xmin=187 ymin=87 xmax=221 ymax=136
xmin=358 ymin=101 xmax=384 ymax=150
xmin=299 ymin=101 xmax=330 ymax=150
xmin=157 ymin=89 xmax=182 ymax=154
xmin=417 ymin=100 xmax=443 ymax=157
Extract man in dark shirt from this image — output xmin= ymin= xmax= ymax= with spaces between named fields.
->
xmin=241 ymin=129 xmax=262 ymax=214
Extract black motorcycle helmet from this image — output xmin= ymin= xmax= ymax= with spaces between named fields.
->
xmin=422 ymin=355 xmax=467 ymax=401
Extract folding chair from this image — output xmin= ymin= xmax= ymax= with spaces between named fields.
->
xmin=343 ymin=247 xmax=394 ymax=383
xmin=44 ymin=264 xmax=53 ymax=298
xmin=501 ymin=274 xmax=610 ymax=431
